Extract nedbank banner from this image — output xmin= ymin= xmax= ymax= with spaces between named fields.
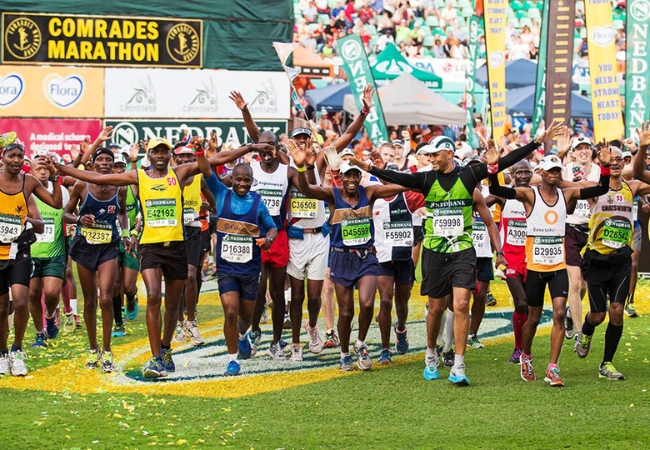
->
xmin=1 ymin=12 xmax=202 ymax=67
xmin=466 ymin=15 xmax=480 ymax=145
xmin=483 ymin=0 xmax=508 ymax=142
xmin=625 ymin=0 xmax=650 ymax=139
xmin=338 ymin=33 xmax=388 ymax=146
xmin=104 ymin=120 xmax=288 ymax=149
xmin=585 ymin=1 xmax=624 ymax=141
xmin=532 ymin=0 xmax=549 ymax=133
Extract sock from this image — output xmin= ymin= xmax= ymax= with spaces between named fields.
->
xmin=582 ymin=315 xmax=596 ymax=336
xmin=436 ymin=310 xmax=446 ymax=347
xmin=239 ymin=333 xmax=247 ymax=340
xmin=340 ymin=352 xmax=350 ymax=358
xmin=513 ymin=311 xmax=527 ymax=349
xmin=161 ymin=342 xmax=170 ymax=351
xmin=70 ymin=299 xmax=78 ymax=316
xmin=284 ymin=288 xmax=291 ymax=304
xmin=547 ymin=363 xmax=558 ymax=371
xmin=355 ymin=339 xmax=365 ymax=348
xmin=228 ymin=353 xmax=238 ymax=362
xmin=112 ymin=296 xmax=123 ymax=326
xmin=454 ymin=353 xmax=464 ymax=367
xmin=61 ymin=283 xmax=71 ymax=313
xmin=603 ymin=323 xmax=623 ymax=364
xmin=126 ymin=293 xmax=136 ymax=303
xmin=522 ymin=352 xmax=532 ymax=360
xmin=426 ymin=347 xmax=437 ymax=358
xmin=10 ymin=344 xmax=21 ymax=353
xmin=443 ymin=311 xmax=455 ymax=352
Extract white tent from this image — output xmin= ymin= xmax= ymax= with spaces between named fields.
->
xmin=343 ymin=73 xmax=466 ymax=125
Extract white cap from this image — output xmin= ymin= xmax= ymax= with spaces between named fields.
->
xmin=454 ymin=142 xmax=473 ymax=160
xmin=340 ymin=148 xmax=355 ymax=157
xmin=424 ymin=136 xmax=456 ymax=154
xmin=113 ymin=153 xmax=127 ymax=165
xmin=622 ymin=150 xmax=632 ymax=159
xmin=538 ymin=155 xmax=563 ymax=171
xmin=571 ymin=136 xmax=593 ymax=151
xmin=339 ymin=161 xmax=362 ymax=174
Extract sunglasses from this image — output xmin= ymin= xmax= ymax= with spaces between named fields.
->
xmin=3 ymin=143 xmax=25 ymax=152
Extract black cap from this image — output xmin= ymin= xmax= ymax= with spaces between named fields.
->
xmin=92 ymin=147 xmax=115 ymax=163
xmin=290 ymin=127 xmax=311 ymax=138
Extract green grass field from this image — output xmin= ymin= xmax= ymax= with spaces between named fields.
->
xmin=1 ymin=277 xmax=650 ymax=449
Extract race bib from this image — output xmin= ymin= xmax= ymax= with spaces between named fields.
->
xmin=221 ymin=235 xmax=253 ymax=263
xmin=574 ymin=200 xmax=591 ymax=218
xmin=145 ymin=199 xmax=177 ymax=227
xmin=36 ymin=218 xmax=55 ymax=243
xmin=506 ymin=220 xmax=527 ymax=246
xmin=532 ymin=236 xmax=564 ymax=266
xmin=259 ymin=188 xmax=283 ymax=216
xmin=383 ymin=221 xmax=413 ymax=247
xmin=0 ymin=213 xmax=22 ymax=244
xmin=183 ymin=207 xmax=196 ymax=225
xmin=602 ymin=219 xmax=631 ymax=249
xmin=290 ymin=191 xmax=318 ymax=219
xmin=341 ymin=217 xmax=371 ymax=246
xmin=633 ymin=203 xmax=638 ymax=219
xmin=80 ymin=222 xmax=113 ymax=245
xmin=472 ymin=221 xmax=491 ymax=256
xmin=432 ymin=208 xmax=464 ymax=237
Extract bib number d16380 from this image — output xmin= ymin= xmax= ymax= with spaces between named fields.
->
xmin=221 ymin=234 xmax=253 ymax=263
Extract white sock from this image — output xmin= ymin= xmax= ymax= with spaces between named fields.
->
xmin=341 ymin=352 xmax=350 ymax=358
xmin=70 ymin=299 xmax=78 ymax=315
xmin=355 ymin=339 xmax=365 ymax=348
xmin=454 ymin=354 xmax=464 ymax=367
xmin=228 ymin=353 xmax=238 ymax=362
xmin=426 ymin=347 xmax=437 ymax=358
xmin=444 ymin=311 xmax=455 ymax=352
xmin=284 ymin=288 xmax=291 ymax=304
xmin=436 ymin=310 xmax=446 ymax=346
xmin=238 ymin=333 xmax=246 ymax=340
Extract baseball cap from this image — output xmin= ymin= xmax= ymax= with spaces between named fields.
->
xmin=92 ymin=147 xmax=115 ymax=163
xmin=538 ymin=155 xmax=563 ymax=171
xmin=147 ymin=138 xmax=172 ymax=151
xmin=174 ymin=144 xmax=195 ymax=156
xmin=622 ymin=150 xmax=632 ymax=159
xmin=108 ymin=142 xmax=120 ymax=149
xmin=339 ymin=161 xmax=362 ymax=174
xmin=290 ymin=127 xmax=312 ymax=138
xmin=113 ymin=153 xmax=127 ymax=165
xmin=426 ymin=136 xmax=456 ymax=153
xmin=391 ymin=139 xmax=404 ymax=148
xmin=571 ymin=136 xmax=593 ymax=151
xmin=340 ymin=148 xmax=355 ymax=158
xmin=385 ymin=163 xmax=400 ymax=172
xmin=462 ymin=155 xmax=482 ymax=166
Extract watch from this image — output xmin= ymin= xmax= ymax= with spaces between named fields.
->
xmin=496 ymin=251 xmax=505 ymax=256
xmin=247 ymin=143 xmax=253 ymax=151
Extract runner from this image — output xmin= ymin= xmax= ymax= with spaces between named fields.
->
xmin=488 ymin=143 xmax=611 ymax=387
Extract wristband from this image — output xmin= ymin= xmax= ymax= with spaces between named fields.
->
xmin=600 ymin=165 xmax=611 ymax=175
xmin=195 ymin=149 xmax=205 ymax=157
xmin=130 ymin=229 xmax=139 ymax=237
xmin=296 ymin=165 xmax=306 ymax=172
xmin=360 ymin=106 xmax=370 ymax=116
xmin=247 ymin=143 xmax=253 ymax=151
xmin=122 ymin=229 xmax=130 ymax=238
xmin=487 ymin=163 xmax=499 ymax=175
xmin=306 ymin=164 xmax=315 ymax=170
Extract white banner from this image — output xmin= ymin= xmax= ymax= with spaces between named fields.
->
xmin=104 ymin=69 xmax=290 ymax=119
xmin=408 ymin=57 xmax=486 ymax=81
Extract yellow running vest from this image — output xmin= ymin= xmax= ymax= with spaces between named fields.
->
xmin=584 ymin=182 xmax=634 ymax=255
xmin=182 ymin=175 xmax=202 ymax=227
xmin=0 ymin=186 xmax=28 ymax=260
xmin=138 ymin=169 xmax=185 ymax=244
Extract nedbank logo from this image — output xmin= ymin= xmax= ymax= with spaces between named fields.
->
xmin=341 ymin=39 xmax=362 ymax=60
xmin=630 ymin=0 xmax=650 ymax=21
xmin=4 ymin=17 xmax=41 ymax=60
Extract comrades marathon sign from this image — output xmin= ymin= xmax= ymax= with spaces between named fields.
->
xmin=1 ymin=12 xmax=202 ymax=67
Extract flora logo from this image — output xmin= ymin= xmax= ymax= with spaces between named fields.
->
xmin=489 ymin=51 xmax=505 ymax=68
xmin=43 ymin=74 xmax=83 ymax=108
xmin=0 ymin=73 xmax=24 ymax=106
xmin=589 ymin=25 xmax=615 ymax=47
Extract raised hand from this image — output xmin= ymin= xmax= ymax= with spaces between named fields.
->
xmin=539 ymin=119 xmax=564 ymax=142
xmin=286 ymin=139 xmax=306 ymax=166
xmin=622 ymin=138 xmax=637 ymax=152
xmin=129 ymin=143 xmax=140 ymax=161
xmin=139 ymin=139 xmax=149 ymax=152
xmin=636 ymin=120 xmax=650 ymax=147
xmin=485 ymin=139 xmax=500 ymax=165
xmin=98 ymin=126 xmax=114 ymax=142
xmin=556 ymin=126 xmax=571 ymax=155
xmin=361 ymin=84 xmax=374 ymax=111
xmin=80 ymin=136 xmax=90 ymax=154
xmin=349 ymin=156 xmax=372 ymax=172
xmin=370 ymin=149 xmax=385 ymax=169
xmin=69 ymin=145 xmax=80 ymax=160
xmin=598 ymin=142 xmax=611 ymax=166
xmin=229 ymin=91 xmax=248 ymax=111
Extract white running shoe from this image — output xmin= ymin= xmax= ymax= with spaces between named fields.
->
xmin=267 ymin=342 xmax=287 ymax=361
xmin=356 ymin=344 xmax=372 ymax=371
xmin=9 ymin=350 xmax=28 ymax=376
xmin=174 ymin=321 xmax=186 ymax=342
xmin=290 ymin=344 xmax=303 ymax=362
xmin=305 ymin=320 xmax=324 ymax=354
xmin=0 ymin=353 xmax=9 ymax=375
xmin=185 ymin=320 xmax=205 ymax=346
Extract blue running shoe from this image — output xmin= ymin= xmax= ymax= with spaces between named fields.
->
xmin=339 ymin=355 xmax=353 ymax=371
xmin=238 ymin=336 xmax=252 ymax=359
xmin=143 ymin=356 xmax=168 ymax=379
xmin=161 ymin=347 xmax=175 ymax=373
xmin=394 ymin=323 xmax=409 ymax=355
xmin=249 ymin=330 xmax=261 ymax=357
xmin=278 ymin=339 xmax=289 ymax=350
xmin=448 ymin=363 xmax=470 ymax=386
xmin=45 ymin=316 xmax=59 ymax=340
xmin=224 ymin=360 xmax=241 ymax=376
xmin=111 ymin=324 xmax=125 ymax=338
xmin=378 ymin=348 xmax=392 ymax=365
xmin=32 ymin=333 xmax=48 ymax=348
xmin=423 ymin=353 xmax=439 ymax=380
xmin=125 ymin=295 xmax=139 ymax=321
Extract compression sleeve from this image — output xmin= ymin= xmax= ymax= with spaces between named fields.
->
xmin=488 ymin=173 xmax=518 ymax=199
xmin=369 ymin=167 xmax=427 ymax=190
xmin=579 ymin=172 xmax=610 ymax=199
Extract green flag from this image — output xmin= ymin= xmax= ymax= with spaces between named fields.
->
xmin=532 ymin=0 xmax=549 ymax=133
xmin=338 ymin=34 xmax=389 ymax=146
xmin=625 ymin=0 xmax=650 ymax=139
xmin=466 ymin=15 xmax=480 ymax=146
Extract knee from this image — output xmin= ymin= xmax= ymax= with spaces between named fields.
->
xmin=291 ymin=290 xmax=304 ymax=305
xmin=553 ymin=308 xmax=566 ymax=324
xmin=379 ymin=297 xmax=393 ymax=310
xmin=99 ymin=293 xmax=112 ymax=309
xmin=223 ymin=307 xmax=238 ymax=323
xmin=147 ymin=290 xmax=161 ymax=305
xmin=514 ymin=304 xmax=528 ymax=315
xmin=454 ymin=298 xmax=470 ymax=314
xmin=589 ymin=312 xmax=607 ymax=326
xmin=187 ymin=273 xmax=197 ymax=285
xmin=339 ymin=306 xmax=354 ymax=322
xmin=428 ymin=301 xmax=446 ymax=316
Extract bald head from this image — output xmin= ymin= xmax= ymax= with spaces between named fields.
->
xmin=232 ymin=162 xmax=253 ymax=177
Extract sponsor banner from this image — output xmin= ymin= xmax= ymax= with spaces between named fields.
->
xmin=465 ymin=16 xmax=480 ymax=145
xmin=104 ymin=120 xmax=288 ymax=151
xmin=104 ymin=69 xmax=290 ymax=119
xmin=532 ymin=0 xmax=550 ymax=135
xmin=543 ymin=1 xmax=575 ymax=153
xmin=0 ymin=65 xmax=103 ymax=117
xmin=625 ymin=0 xmax=650 ymax=139
xmin=0 ymin=118 xmax=102 ymax=161
xmin=585 ymin=1 xmax=624 ymax=141
xmin=2 ymin=12 xmax=201 ymax=68
xmin=337 ymin=34 xmax=388 ymax=147
xmin=408 ymin=57 xmax=486 ymax=81
xmin=483 ymin=0 xmax=508 ymax=142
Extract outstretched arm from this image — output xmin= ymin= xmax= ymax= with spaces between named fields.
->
xmin=55 ymin=162 xmax=138 ymax=186
xmin=230 ymin=91 xmax=261 ymax=143
xmin=286 ymin=139 xmax=335 ymax=203
xmin=333 ymin=84 xmax=374 ymax=152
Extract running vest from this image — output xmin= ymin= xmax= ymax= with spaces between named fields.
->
xmin=288 ymin=164 xmax=326 ymax=229
xmin=0 ymin=180 xmax=28 ymax=260
xmin=182 ymin=175 xmax=203 ymax=228
xmin=525 ymin=186 xmax=567 ymax=272
xmin=76 ymin=184 xmax=120 ymax=245
xmin=585 ymin=182 xmax=634 ymax=255
xmin=500 ymin=197 xmax=527 ymax=266
xmin=423 ymin=168 xmax=474 ymax=253
xmin=330 ymin=186 xmax=374 ymax=249
xmin=125 ymin=185 xmax=138 ymax=231
xmin=138 ymin=169 xmax=185 ymax=244
xmin=373 ymin=193 xmax=413 ymax=262
xmin=216 ymin=190 xmax=262 ymax=276
xmin=565 ymin=162 xmax=600 ymax=226
xmin=32 ymin=181 xmax=67 ymax=259
xmin=250 ymin=160 xmax=288 ymax=230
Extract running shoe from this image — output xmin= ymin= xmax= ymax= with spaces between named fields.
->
xmin=278 ymin=339 xmax=289 ymax=349
xmin=161 ymin=347 xmax=175 ymax=373
xmin=625 ymin=303 xmax=638 ymax=318
xmin=494 ymin=267 xmax=507 ymax=281
xmin=126 ymin=295 xmax=139 ymax=321
xmin=238 ymin=335 xmax=252 ymax=360
xmin=45 ymin=315 xmax=59 ymax=340
xmin=86 ymin=349 xmax=101 ymax=369
xmin=224 ymin=360 xmax=241 ymax=376
xmin=268 ymin=342 xmax=286 ymax=361
xmin=423 ymin=352 xmax=439 ymax=380
xmin=121 ymin=307 xmax=127 ymax=325
xmin=442 ymin=349 xmax=454 ymax=367
xmin=185 ymin=320 xmax=205 ymax=346
xmin=283 ymin=313 xmax=292 ymax=330
xmin=356 ymin=344 xmax=372 ymax=371
xmin=0 ymin=131 xmax=17 ymax=148
xmin=324 ymin=330 xmax=339 ymax=349
xmin=305 ymin=321 xmax=324 ymax=354
xmin=290 ymin=344 xmax=303 ymax=362
xmin=102 ymin=351 xmax=115 ymax=374
xmin=509 ymin=348 xmax=523 ymax=364
xmin=249 ymin=330 xmax=261 ymax=357
xmin=448 ymin=363 xmax=470 ymax=386
xmin=599 ymin=362 xmax=625 ymax=380
xmin=544 ymin=367 xmax=564 ymax=387
xmin=520 ymin=355 xmax=536 ymax=382
xmin=9 ymin=350 xmax=27 ymax=376
xmin=73 ymin=314 xmax=82 ymax=330
xmin=0 ymin=353 xmax=9 ymax=375
xmin=111 ymin=324 xmax=126 ymax=338
xmin=339 ymin=354 xmax=353 ymax=371
xmin=64 ymin=311 xmax=74 ymax=328
xmin=32 ymin=332 xmax=48 ymax=348
xmin=174 ymin=321 xmax=187 ymax=342
xmin=467 ymin=333 xmax=484 ymax=349
xmin=394 ymin=323 xmax=409 ymax=355
xmin=378 ymin=348 xmax=392 ymax=365
xmin=574 ymin=332 xmax=592 ymax=358
xmin=564 ymin=305 xmax=574 ymax=339
xmin=142 ymin=356 xmax=167 ymax=379
xmin=485 ymin=292 xmax=497 ymax=307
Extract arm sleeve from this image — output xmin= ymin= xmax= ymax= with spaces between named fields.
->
xmin=369 ymin=167 xmax=427 ymax=190
xmin=487 ymin=173 xmax=517 ymax=199
xmin=258 ymin=202 xmax=276 ymax=231
xmin=472 ymin=141 xmax=541 ymax=180
xmin=579 ymin=173 xmax=610 ymax=199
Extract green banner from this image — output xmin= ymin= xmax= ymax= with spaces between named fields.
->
xmin=466 ymin=15 xmax=480 ymax=146
xmin=625 ymin=0 xmax=650 ymax=139
xmin=338 ymin=34 xmax=389 ymax=146
xmin=532 ymin=0 xmax=549 ymax=133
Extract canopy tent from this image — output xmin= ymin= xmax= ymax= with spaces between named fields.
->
xmin=343 ymin=73 xmax=466 ymax=125
xmin=372 ymin=44 xmax=443 ymax=89
xmin=476 ymin=59 xmax=579 ymax=91
xmin=506 ymin=85 xmax=593 ymax=119
xmin=304 ymin=83 xmax=351 ymax=111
